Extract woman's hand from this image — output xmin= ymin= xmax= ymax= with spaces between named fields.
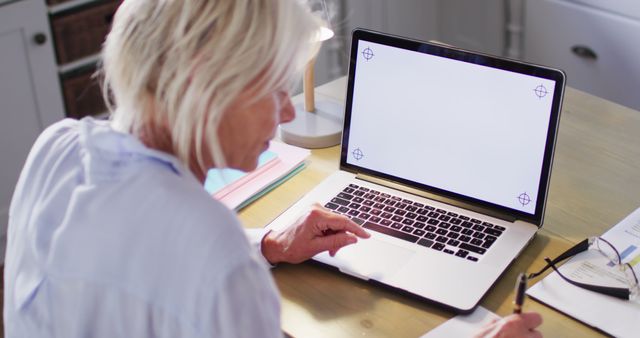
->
xmin=261 ymin=204 xmax=371 ymax=264
xmin=474 ymin=312 xmax=543 ymax=338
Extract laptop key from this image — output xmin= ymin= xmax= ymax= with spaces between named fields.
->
xmin=494 ymin=225 xmax=506 ymax=231
xmin=348 ymin=184 xmax=359 ymax=189
xmin=401 ymin=226 xmax=414 ymax=233
xmin=359 ymin=213 xmax=371 ymax=220
xmin=436 ymin=235 xmax=448 ymax=243
xmin=343 ymin=187 xmax=355 ymax=193
xmin=380 ymin=219 xmax=392 ymax=226
xmin=349 ymin=203 xmax=361 ymax=209
xmin=436 ymin=208 xmax=447 ymax=214
xmin=450 ymin=225 xmax=462 ymax=233
xmin=462 ymin=228 xmax=474 ymax=235
xmin=347 ymin=210 xmax=359 ymax=217
xmin=394 ymin=209 xmax=407 ymax=216
xmin=338 ymin=206 xmax=349 ymax=213
xmin=459 ymin=235 xmax=472 ymax=243
xmin=471 ymin=238 xmax=483 ymax=246
xmin=406 ymin=206 xmax=418 ymax=212
xmin=424 ymin=232 xmax=437 ymax=239
xmin=392 ymin=215 xmax=403 ymax=222
xmin=472 ymin=224 xmax=485 ymax=232
xmin=413 ymin=229 xmax=426 ymax=236
xmin=382 ymin=212 xmax=393 ymax=219
xmin=413 ymin=222 xmax=425 ymax=229
xmin=414 ymin=202 xmax=424 ymax=208
xmin=363 ymin=222 xmax=419 ymax=243
xmin=332 ymin=197 xmax=350 ymax=206
xmin=363 ymin=200 xmax=374 ymax=207
xmin=432 ymin=243 xmax=446 ymax=251
xmin=461 ymin=221 xmax=474 ymax=228
xmin=391 ymin=222 xmax=403 ymax=229
xmin=450 ymin=218 xmax=462 ymax=225
xmin=324 ymin=202 xmax=339 ymax=210
xmin=484 ymin=228 xmax=503 ymax=237
xmin=370 ymin=216 xmax=382 ymax=223
xmin=446 ymin=232 xmax=459 ymax=239
xmin=436 ymin=229 xmax=448 ymax=235
xmin=482 ymin=221 xmax=494 ymax=227
xmin=428 ymin=211 xmax=439 ymax=218
xmin=427 ymin=218 xmax=439 ymax=226
xmin=482 ymin=240 xmax=495 ymax=249
xmin=459 ymin=215 xmax=470 ymax=221
xmin=416 ymin=208 xmax=428 ymax=215
xmin=472 ymin=232 xmax=485 ymax=239
xmin=438 ymin=222 xmax=451 ymax=229
xmin=417 ymin=238 xmax=433 ymax=248
xmin=425 ymin=225 xmax=436 ymax=232
xmin=485 ymin=235 xmax=497 ymax=242
xmin=402 ymin=218 xmax=414 ymax=226
xmin=337 ymin=192 xmax=354 ymax=200
xmin=383 ymin=206 xmax=396 ymax=213
xmin=443 ymin=249 xmax=455 ymax=255
xmin=447 ymin=212 xmax=458 ymax=217
xmin=471 ymin=218 xmax=482 ymax=224
xmin=417 ymin=215 xmax=428 ymax=222
xmin=360 ymin=206 xmax=371 ymax=212
xmin=353 ymin=197 xmax=364 ymax=203
xmin=447 ymin=239 xmax=460 ymax=247
xmin=459 ymin=243 xmax=487 ymax=255
xmin=405 ymin=212 xmax=417 ymax=219
xmin=351 ymin=217 xmax=365 ymax=225
xmin=353 ymin=190 xmax=365 ymax=197
xmin=456 ymin=249 xmax=469 ymax=258
xmin=467 ymin=256 xmax=479 ymax=262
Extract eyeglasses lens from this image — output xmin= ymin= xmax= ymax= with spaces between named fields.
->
xmin=594 ymin=237 xmax=620 ymax=264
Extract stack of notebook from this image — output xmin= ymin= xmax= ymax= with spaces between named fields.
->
xmin=204 ymin=141 xmax=310 ymax=210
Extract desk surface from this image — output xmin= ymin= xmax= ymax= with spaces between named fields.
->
xmin=239 ymin=77 xmax=640 ymax=337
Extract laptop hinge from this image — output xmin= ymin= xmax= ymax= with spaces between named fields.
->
xmin=355 ymin=173 xmax=518 ymax=223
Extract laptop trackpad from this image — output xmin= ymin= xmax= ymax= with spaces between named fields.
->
xmin=331 ymin=238 xmax=414 ymax=281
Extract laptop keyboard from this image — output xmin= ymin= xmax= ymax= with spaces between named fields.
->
xmin=324 ymin=184 xmax=506 ymax=262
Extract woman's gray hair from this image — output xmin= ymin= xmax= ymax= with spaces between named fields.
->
xmin=100 ymin=0 xmax=321 ymax=172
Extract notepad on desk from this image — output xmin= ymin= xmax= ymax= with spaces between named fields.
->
xmin=204 ymin=141 xmax=310 ymax=211
xmin=526 ymin=206 xmax=640 ymax=338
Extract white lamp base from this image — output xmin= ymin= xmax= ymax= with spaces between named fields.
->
xmin=279 ymin=99 xmax=344 ymax=149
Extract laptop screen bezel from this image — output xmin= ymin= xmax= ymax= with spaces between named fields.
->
xmin=339 ymin=29 xmax=566 ymax=226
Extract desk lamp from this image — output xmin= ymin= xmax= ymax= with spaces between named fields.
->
xmin=280 ymin=2 xmax=344 ymax=149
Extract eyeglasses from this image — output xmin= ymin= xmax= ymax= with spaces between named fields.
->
xmin=528 ymin=237 xmax=639 ymax=300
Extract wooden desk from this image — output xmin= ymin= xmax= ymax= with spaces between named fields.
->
xmin=239 ymin=77 xmax=640 ymax=337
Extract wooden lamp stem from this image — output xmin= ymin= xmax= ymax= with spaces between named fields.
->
xmin=303 ymin=58 xmax=316 ymax=112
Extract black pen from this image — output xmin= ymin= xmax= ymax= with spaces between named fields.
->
xmin=513 ymin=272 xmax=527 ymax=314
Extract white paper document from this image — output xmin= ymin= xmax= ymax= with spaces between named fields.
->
xmin=527 ymin=206 xmax=640 ymax=338
xmin=421 ymin=306 xmax=500 ymax=338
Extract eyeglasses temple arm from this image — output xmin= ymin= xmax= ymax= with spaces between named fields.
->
xmin=528 ymin=238 xmax=590 ymax=279
xmin=545 ymin=258 xmax=631 ymax=300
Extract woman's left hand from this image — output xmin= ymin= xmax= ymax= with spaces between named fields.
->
xmin=261 ymin=204 xmax=371 ymax=264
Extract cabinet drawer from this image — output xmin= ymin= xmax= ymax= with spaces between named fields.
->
xmin=51 ymin=0 xmax=121 ymax=64
xmin=525 ymin=0 xmax=640 ymax=110
xmin=61 ymin=67 xmax=106 ymax=118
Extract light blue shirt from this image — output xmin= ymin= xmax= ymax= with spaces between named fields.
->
xmin=3 ymin=118 xmax=281 ymax=337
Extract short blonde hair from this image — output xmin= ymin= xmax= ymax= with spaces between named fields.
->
xmin=101 ymin=0 xmax=321 ymax=172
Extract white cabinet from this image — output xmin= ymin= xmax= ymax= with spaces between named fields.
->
xmin=524 ymin=0 xmax=640 ymax=110
xmin=0 ymin=0 xmax=65 ymax=263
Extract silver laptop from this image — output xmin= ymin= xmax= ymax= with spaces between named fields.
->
xmin=268 ymin=29 xmax=566 ymax=312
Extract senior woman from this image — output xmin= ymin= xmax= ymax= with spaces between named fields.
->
xmin=4 ymin=0 xmax=543 ymax=337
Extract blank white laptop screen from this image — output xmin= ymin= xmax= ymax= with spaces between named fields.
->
xmin=346 ymin=40 xmax=558 ymax=215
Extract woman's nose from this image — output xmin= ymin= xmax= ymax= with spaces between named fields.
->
xmin=280 ymin=96 xmax=295 ymax=124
